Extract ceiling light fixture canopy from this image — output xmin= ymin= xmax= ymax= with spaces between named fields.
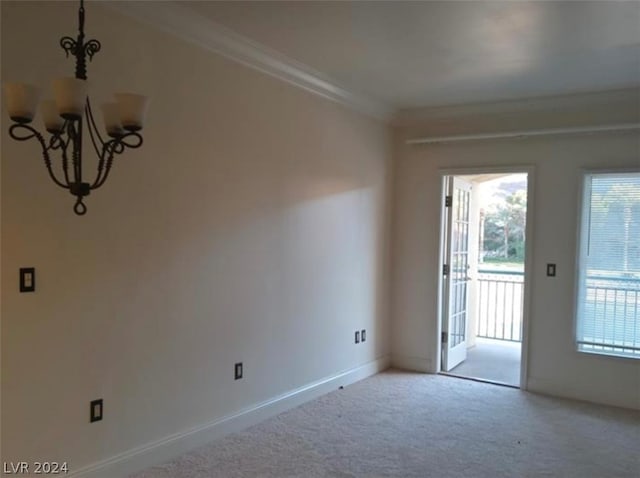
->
xmin=4 ymin=0 xmax=148 ymax=215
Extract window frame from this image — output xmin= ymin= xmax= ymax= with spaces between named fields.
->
xmin=575 ymin=168 xmax=640 ymax=360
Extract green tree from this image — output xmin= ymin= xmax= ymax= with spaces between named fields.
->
xmin=483 ymin=190 xmax=527 ymax=261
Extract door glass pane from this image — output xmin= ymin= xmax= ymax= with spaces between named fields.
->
xmin=449 ymin=185 xmax=470 ymax=348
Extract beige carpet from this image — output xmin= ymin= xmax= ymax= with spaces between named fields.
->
xmin=132 ymin=370 xmax=640 ymax=478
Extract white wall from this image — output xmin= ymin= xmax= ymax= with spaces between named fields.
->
xmin=1 ymin=1 xmax=392 ymax=474
xmin=391 ymin=90 xmax=640 ymax=409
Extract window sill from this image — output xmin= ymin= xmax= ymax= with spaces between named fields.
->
xmin=577 ymin=345 xmax=640 ymax=361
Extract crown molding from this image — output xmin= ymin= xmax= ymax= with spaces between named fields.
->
xmin=394 ymin=87 xmax=640 ymax=125
xmin=406 ymin=123 xmax=640 ymax=145
xmin=102 ymin=1 xmax=393 ymax=122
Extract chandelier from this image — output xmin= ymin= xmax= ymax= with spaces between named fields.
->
xmin=4 ymin=0 xmax=148 ymax=215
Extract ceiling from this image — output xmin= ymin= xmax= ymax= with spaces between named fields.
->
xmin=183 ymin=1 xmax=640 ymax=110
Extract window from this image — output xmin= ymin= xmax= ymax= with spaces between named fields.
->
xmin=576 ymin=172 xmax=640 ymax=358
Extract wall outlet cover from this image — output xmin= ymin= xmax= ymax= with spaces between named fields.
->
xmin=19 ymin=267 xmax=36 ymax=293
xmin=90 ymin=399 xmax=103 ymax=423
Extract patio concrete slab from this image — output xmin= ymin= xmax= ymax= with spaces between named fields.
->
xmin=450 ymin=337 xmax=521 ymax=386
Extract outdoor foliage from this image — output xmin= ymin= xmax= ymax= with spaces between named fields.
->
xmin=483 ymin=189 xmax=527 ymax=262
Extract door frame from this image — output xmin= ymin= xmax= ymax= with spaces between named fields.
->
xmin=436 ymin=165 xmax=535 ymax=390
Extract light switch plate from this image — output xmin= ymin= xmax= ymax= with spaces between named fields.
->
xmin=546 ymin=263 xmax=556 ymax=277
xmin=90 ymin=399 xmax=103 ymax=423
xmin=19 ymin=267 xmax=35 ymax=292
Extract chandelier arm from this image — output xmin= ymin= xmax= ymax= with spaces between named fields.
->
xmin=8 ymin=123 xmax=42 ymax=142
xmin=45 ymin=130 xmax=73 ymax=187
xmin=46 ymin=119 xmax=72 ymax=151
xmin=91 ymin=140 xmax=112 ymax=189
xmin=59 ymin=141 xmax=73 ymax=187
xmin=42 ymin=149 xmax=71 ymax=190
xmin=118 ymin=132 xmax=144 ymax=150
xmin=92 ymin=133 xmax=143 ymax=190
xmin=43 ymin=151 xmax=70 ymax=190
xmin=85 ymin=99 xmax=105 ymax=159
xmin=48 ymin=132 xmax=66 ymax=151
xmin=92 ymin=141 xmax=118 ymax=190
xmin=9 ymin=124 xmax=69 ymax=189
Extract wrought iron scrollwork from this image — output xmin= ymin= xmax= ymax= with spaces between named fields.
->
xmin=59 ymin=36 xmax=77 ymax=58
xmin=7 ymin=0 xmax=144 ymax=215
xmin=84 ymin=40 xmax=101 ymax=61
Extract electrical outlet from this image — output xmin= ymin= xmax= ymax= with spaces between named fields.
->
xmin=19 ymin=267 xmax=35 ymax=293
xmin=234 ymin=362 xmax=243 ymax=380
xmin=90 ymin=399 xmax=103 ymax=423
xmin=355 ymin=331 xmax=360 ymax=344
xmin=361 ymin=329 xmax=366 ymax=342
xmin=547 ymin=263 xmax=556 ymax=277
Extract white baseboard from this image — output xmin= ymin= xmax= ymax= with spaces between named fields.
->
xmin=69 ymin=357 xmax=390 ymax=478
xmin=391 ymin=354 xmax=432 ymax=373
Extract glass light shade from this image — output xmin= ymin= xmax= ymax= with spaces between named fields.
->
xmin=115 ymin=93 xmax=148 ymax=131
xmin=53 ymin=77 xmax=88 ymax=119
xmin=101 ymin=102 xmax=124 ymax=137
xmin=41 ymin=100 xmax=64 ymax=133
xmin=4 ymin=82 xmax=40 ymax=123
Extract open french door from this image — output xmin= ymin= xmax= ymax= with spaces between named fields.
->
xmin=442 ymin=177 xmax=472 ymax=371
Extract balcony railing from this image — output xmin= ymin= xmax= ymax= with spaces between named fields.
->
xmin=477 ymin=270 xmax=524 ymax=342
xmin=476 ymin=270 xmax=640 ymax=349
xmin=579 ymin=275 xmax=640 ymax=357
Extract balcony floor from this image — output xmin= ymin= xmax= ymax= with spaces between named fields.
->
xmin=449 ymin=337 xmax=521 ymax=387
